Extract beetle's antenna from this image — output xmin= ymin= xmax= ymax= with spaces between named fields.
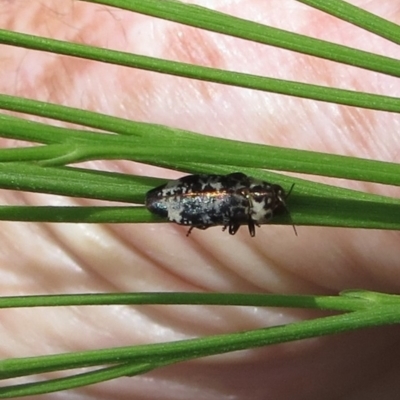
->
xmin=280 ymin=184 xmax=297 ymax=236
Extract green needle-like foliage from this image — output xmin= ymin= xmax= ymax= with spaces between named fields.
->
xmin=0 ymin=0 xmax=399 ymax=397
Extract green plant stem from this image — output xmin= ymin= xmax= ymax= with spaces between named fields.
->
xmin=0 ymin=197 xmax=399 ymax=229
xmin=2 ymin=112 xmax=400 ymax=187
xmin=296 ymin=0 xmax=400 ymax=45
xmin=0 ymin=1 xmax=399 ymax=397
xmin=81 ymin=0 xmax=400 ymax=78
xmin=0 ymin=291 xmax=374 ymax=312
xmin=1 ymin=305 xmax=399 ymax=381
xmin=0 ymin=363 xmax=155 ymax=398
xmin=1 ymin=30 xmax=400 ymax=112
xmin=0 ymin=94 xmax=140 ymax=135
xmin=0 ymin=290 xmax=398 ymax=396
xmin=0 ymin=163 xmax=157 ymax=204
xmin=0 ymin=206 xmax=148 ymax=223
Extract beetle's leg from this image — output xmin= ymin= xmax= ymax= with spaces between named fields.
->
xmin=187 ymin=225 xmax=209 ymax=236
xmin=248 ymin=219 xmax=256 ymax=237
xmin=247 ymin=218 xmax=260 ymax=237
xmin=228 ymin=221 xmax=241 ymax=235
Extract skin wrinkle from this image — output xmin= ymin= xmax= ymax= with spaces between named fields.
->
xmin=72 ymin=226 xmax=161 ymax=291
xmin=179 ymin=229 xmax=260 ymax=292
xmin=205 ymin=239 xmax=280 ymax=293
xmin=106 ymin=224 xmax=213 ymax=293
xmin=123 ymin=227 xmax=302 ymax=334
xmin=239 ymin=219 xmax=318 ymax=292
xmin=216 ymin=228 xmax=322 ymax=294
xmin=183 ymin=232 xmax=264 ymax=294
xmin=168 ymin=27 xmax=225 ymax=103
xmin=257 ymin=244 xmax=325 ymax=294
xmin=2 ymin=1 xmax=400 ymax=399
xmin=48 ymin=225 xmax=115 ymax=292
xmin=40 ymin=224 xmax=195 ymax=349
xmin=105 ymin=228 xmax=281 ymax=337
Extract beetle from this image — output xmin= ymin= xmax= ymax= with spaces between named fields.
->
xmin=145 ymin=172 xmax=294 ymax=237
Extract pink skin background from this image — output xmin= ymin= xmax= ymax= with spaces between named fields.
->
xmin=1 ymin=1 xmax=400 ymax=399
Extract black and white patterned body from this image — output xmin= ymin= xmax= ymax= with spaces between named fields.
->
xmin=145 ymin=172 xmax=288 ymax=237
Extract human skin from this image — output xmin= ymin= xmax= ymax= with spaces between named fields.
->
xmin=1 ymin=1 xmax=400 ymax=399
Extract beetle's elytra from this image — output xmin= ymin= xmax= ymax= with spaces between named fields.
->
xmin=145 ymin=172 xmax=293 ymax=237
